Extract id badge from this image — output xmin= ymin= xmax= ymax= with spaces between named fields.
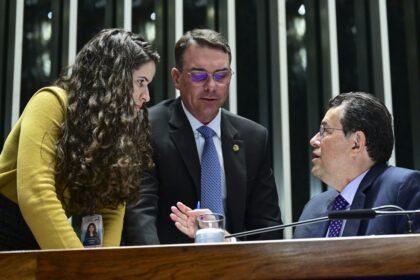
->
xmin=81 ymin=214 xmax=103 ymax=248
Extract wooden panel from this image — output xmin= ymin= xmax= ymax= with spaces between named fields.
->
xmin=1 ymin=234 xmax=420 ymax=279
xmin=0 ymin=253 xmax=37 ymax=280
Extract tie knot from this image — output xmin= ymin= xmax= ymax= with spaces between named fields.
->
xmin=197 ymin=126 xmax=216 ymax=139
xmin=333 ymin=195 xmax=349 ymax=211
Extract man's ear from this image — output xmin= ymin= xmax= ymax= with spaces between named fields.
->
xmin=352 ymin=131 xmax=366 ymax=151
xmin=352 ymin=136 xmax=360 ymax=150
xmin=171 ymin=67 xmax=181 ymax=90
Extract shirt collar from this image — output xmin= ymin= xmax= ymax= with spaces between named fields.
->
xmin=340 ymin=170 xmax=369 ymax=206
xmin=181 ymin=100 xmax=221 ymax=138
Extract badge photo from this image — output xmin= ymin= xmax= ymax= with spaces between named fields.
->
xmin=81 ymin=214 xmax=103 ymax=248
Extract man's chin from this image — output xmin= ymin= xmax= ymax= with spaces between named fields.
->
xmin=311 ymin=167 xmax=321 ymax=179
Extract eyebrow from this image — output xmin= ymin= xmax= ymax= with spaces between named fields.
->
xmin=135 ymin=76 xmax=150 ymax=82
xmin=190 ymin=67 xmax=229 ymax=72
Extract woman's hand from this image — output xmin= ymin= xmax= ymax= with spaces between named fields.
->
xmin=169 ymin=202 xmax=211 ymax=239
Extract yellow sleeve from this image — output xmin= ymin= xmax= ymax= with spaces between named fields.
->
xmin=100 ymin=204 xmax=125 ymax=247
xmin=17 ymin=88 xmax=84 ymax=249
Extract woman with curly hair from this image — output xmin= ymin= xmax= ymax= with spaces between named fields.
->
xmin=0 ymin=28 xmax=159 ymax=250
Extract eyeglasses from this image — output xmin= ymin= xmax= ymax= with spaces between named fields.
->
xmin=187 ymin=69 xmax=233 ymax=84
xmin=319 ymin=123 xmax=344 ymax=138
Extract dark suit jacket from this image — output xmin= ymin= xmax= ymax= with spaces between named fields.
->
xmin=294 ymin=163 xmax=420 ymax=238
xmin=123 ymin=98 xmax=283 ymax=244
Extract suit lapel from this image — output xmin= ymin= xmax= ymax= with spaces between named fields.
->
xmin=221 ymin=111 xmax=246 ymax=231
xmin=343 ymin=192 xmax=366 ymax=236
xmin=312 ymin=192 xmax=336 ymax=237
xmin=320 ymin=195 xmax=336 ymax=236
xmin=168 ymin=99 xmax=201 ymax=195
xmin=342 ymin=163 xmax=388 ymax=236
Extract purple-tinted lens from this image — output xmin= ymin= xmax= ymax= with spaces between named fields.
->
xmin=213 ymin=71 xmax=229 ymax=82
xmin=190 ymin=71 xmax=208 ymax=82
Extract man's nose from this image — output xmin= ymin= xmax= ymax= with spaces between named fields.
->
xmin=204 ymin=76 xmax=217 ymax=91
xmin=310 ymin=132 xmax=321 ymax=147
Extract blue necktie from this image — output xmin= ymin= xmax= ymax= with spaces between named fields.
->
xmin=197 ymin=126 xmax=223 ymax=214
xmin=327 ymin=194 xmax=349 ymax=237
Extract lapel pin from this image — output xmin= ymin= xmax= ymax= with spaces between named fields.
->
xmin=233 ymin=144 xmax=240 ymax=152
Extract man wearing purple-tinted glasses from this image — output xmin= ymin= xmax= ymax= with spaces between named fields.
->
xmin=123 ymin=29 xmax=283 ymax=245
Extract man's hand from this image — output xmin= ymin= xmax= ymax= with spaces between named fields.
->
xmin=169 ymin=202 xmax=211 ymax=238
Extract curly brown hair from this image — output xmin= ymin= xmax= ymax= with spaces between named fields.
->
xmin=54 ymin=29 xmax=159 ymax=214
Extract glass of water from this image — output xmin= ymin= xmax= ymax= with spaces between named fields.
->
xmin=195 ymin=213 xmax=225 ymax=243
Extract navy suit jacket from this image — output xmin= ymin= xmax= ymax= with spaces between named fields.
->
xmin=123 ymin=98 xmax=282 ymax=244
xmin=294 ymin=163 xmax=420 ymax=238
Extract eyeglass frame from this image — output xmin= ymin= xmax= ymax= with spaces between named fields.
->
xmin=186 ymin=69 xmax=233 ymax=84
xmin=319 ymin=123 xmax=344 ymax=138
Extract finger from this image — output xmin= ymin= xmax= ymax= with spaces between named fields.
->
xmin=169 ymin=213 xmax=180 ymax=223
xmin=171 ymin=206 xmax=188 ymax=220
xmin=187 ymin=208 xmax=213 ymax=217
xmin=170 ymin=209 xmax=189 ymax=226
xmin=173 ymin=217 xmax=189 ymax=232
xmin=176 ymin=201 xmax=193 ymax=212
xmin=174 ymin=222 xmax=195 ymax=239
xmin=174 ymin=221 xmax=187 ymax=233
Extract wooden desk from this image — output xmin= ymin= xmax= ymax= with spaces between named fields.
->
xmin=1 ymin=234 xmax=420 ymax=279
